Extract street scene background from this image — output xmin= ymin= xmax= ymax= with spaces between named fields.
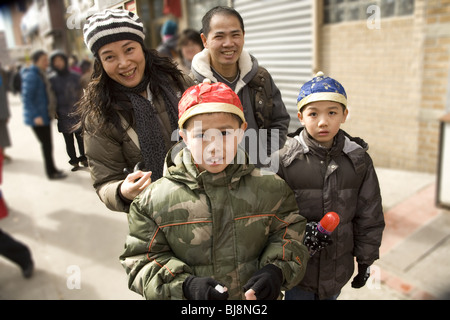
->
xmin=1 ymin=0 xmax=450 ymax=300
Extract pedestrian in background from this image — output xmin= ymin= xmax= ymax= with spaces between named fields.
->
xmin=10 ymin=64 xmax=22 ymax=96
xmin=175 ymin=28 xmax=203 ymax=75
xmin=0 ymin=138 xmax=34 ymax=278
xmin=68 ymin=54 xmax=82 ymax=75
xmin=272 ymin=72 xmax=385 ymax=300
xmin=0 ymin=63 xmax=12 ymax=162
xmin=21 ymin=50 xmax=66 ymax=180
xmin=191 ymin=6 xmax=290 ymax=167
xmin=120 ymin=80 xmax=309 ymax=300
xmin=76 ymin=9 xmax=194 ymax=213
xmin=49 ymin=51 xmax=86 ymax=172
xmin=79 ymin=59 xmax=93 ymax=90
xmin=157 ymin=19 xmax=179 ymax=60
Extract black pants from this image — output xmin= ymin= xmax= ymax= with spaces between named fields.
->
xmin=31 ymin=125 xmax=58 ymax=177
xmin=0 ymin=229 xmax=33 ymax=271
xmin=62 ymin=131 xmax=86 ymax=165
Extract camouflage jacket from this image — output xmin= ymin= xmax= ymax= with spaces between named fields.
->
xmin=274 ymin=128 xmax=385 ymax=299
xmin=120 ymin=144 xmax=309 ymax=300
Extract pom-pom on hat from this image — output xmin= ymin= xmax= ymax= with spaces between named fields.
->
xmin=83 ymin=9 xmax=145 ymax=55
xmin=297 ymin=71 xmax=347 ymax=111
xmin=178 ymin=79 xmax=246 ymax=129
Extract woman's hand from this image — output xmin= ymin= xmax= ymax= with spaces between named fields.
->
xmin=120 ymin=170 xmax=152 ymax=201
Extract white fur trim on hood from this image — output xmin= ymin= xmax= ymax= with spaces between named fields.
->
xmin=191 ymin=48 xmax=254 ymax=94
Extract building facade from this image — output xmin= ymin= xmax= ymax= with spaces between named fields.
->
xmin=319 ymin=0 xmax=450 ymax=173
xmin=237 ymin=0 xmax=449 ymax=173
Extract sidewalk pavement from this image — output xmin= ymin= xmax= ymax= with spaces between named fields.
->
xmin=1 ymin=92 xmax=449 ymax=300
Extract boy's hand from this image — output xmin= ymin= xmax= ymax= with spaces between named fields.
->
xmin=351 ymin=264 xmax=371 ymax=288
xmin=304 ymin=221 xmax=333 ymax=255
xmin=183 ymin=276 xmax=229 ymax=300
xmin=242 ymin=264 xmax=282 ymax=300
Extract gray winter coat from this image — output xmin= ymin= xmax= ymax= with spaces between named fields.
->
xmin=273 ymin=128 xmax=385 ymax=299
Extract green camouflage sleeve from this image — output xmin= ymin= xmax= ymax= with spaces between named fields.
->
xmin=120 ymin=190 xmax=192 ymax=300
xmin=259 ymin=181 xmax=309 ymax=291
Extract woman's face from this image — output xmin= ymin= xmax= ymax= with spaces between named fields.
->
xmin=181 ymin=40 xmax=203 ymax=62
xmin=98 ymin=40 xmax=146 ymax=88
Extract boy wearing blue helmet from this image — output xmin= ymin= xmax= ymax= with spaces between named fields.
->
xmin=272 ymin=72 xmax=385 ymax=300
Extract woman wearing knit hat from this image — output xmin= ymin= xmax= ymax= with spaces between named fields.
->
xmin=120 ymin=80 xmax=309 ymax=300
xmin=272 ymin=72 xmax=385 ymax=300
xmin=76 ymin=9 xmax=194 ymax=213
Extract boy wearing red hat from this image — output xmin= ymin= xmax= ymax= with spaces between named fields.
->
xmin=120 ymin=80 xmax=309 ymax=300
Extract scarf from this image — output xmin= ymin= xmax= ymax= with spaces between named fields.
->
xmin=113 ymin=74 xmax=179 ymax=180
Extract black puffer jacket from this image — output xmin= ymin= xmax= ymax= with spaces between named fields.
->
xmin=49 ymin=51 xmax=82 ymax=133
xmin=274 ymin=128 xmax=385 ymax=299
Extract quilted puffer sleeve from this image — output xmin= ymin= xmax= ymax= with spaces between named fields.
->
xmin=353 ymin=154 xmax=385 ymax=265
xmin=120 ymin=187 xmax=192 ymax=300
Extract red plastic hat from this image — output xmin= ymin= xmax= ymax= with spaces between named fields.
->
xmin=178 ymin=79 xmax=245 ymax=128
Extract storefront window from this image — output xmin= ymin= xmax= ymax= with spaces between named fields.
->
xmin=324 ymin=0 xmax=414 ymax=24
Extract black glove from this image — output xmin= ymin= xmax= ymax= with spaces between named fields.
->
xmin=242 ymin=264 xmax=283 ymax=300
xmin=351 ymin=263 xmax=370 ymax=288
xmin=303 ymin=221 xmax=333 ymax=256
xmin=183 ymin=276 xmax=229 ymax=300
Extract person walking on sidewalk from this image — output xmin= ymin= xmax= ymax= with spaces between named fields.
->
xmin=272 ymin=72 xmax=385 ymax=300
xmin=21 ymin=50 xmax=67 ymax=180
xmin=76 ymin=9 xmax=194 ymax=212
xmin=0 ymin=144 xmax=34 ymax=278
xmin=49 ymin=51 xmax=86 ymax=172
xmin=0 ymin=63 xmax=12 ymax=162
xmin=190 ymin=6 xmax=290 ymax=167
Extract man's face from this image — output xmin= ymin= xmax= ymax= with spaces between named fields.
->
xmin=201 ymin=13 xmax=245 ymax=74
xmin=36 ymin=54 xmax=49 ymax=71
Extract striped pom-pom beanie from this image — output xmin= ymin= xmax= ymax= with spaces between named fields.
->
xmin=83 ymin=9 xmax=145 ymax=55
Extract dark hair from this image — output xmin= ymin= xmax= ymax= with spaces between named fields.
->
xmin=31 ymin=50 xmax=47 ymax=63
xmin=75 ymin=46 xmax=185 ymax=135
xmin=178 ymin=29 xmax=204 ymax=48
xmin=299 ymin=102 xmax=347 ymax=114
xmin=79 ymin=59 xmax=92 ymax=74
xmin=201 ymin=6 xmax=245 ymax=37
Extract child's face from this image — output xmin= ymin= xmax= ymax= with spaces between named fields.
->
xmin=298 ymin=101 xmax=348 ymax=148
xmin=179 ymin=112 xmax=247 ymax=174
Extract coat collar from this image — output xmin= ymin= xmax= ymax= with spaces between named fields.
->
xmin=164 ymin=142 xmax=255 ymax=190
xmin=279 ymin=128 xmax=368 ymax=170
xmin=191 ymin=48 xmax=257 ymax=93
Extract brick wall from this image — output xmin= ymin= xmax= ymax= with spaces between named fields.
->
xmin=419 ymin=0 xmax=450 ymax=172
xmin=319 ymin=0 xmax=449 ymax=173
